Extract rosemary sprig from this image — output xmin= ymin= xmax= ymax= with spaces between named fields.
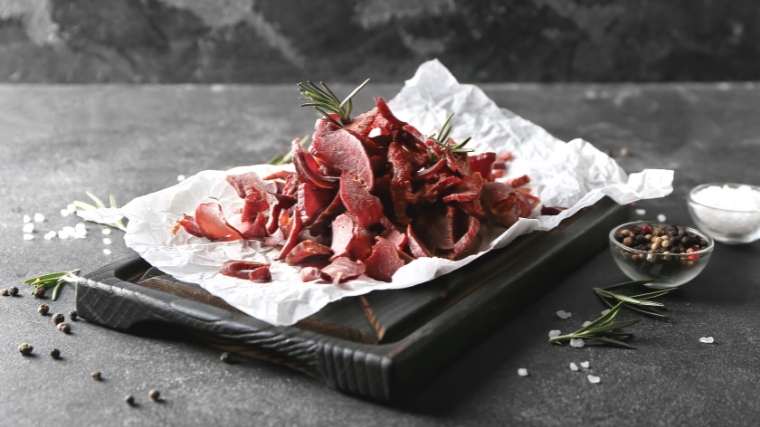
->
xmin=268 ymin=135 xmax=310 ymax=166
xmin=73 ymin=191 xmax=127 ymax=232
xmin=549 ymin=302 xmax=639 ymax=349
xmin=298 ymin=79 xmax=370 ymax=126
xmin=25 ymin=270 xmax=80 ymax=301
xmin=428 ymin=113 xmax=474 ymax=155
xmin=594 ymin=279 xmax=677 ymax=318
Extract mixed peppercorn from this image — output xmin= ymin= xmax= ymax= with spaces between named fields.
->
xmin=614 ymin=224 xmax=709 ymax=270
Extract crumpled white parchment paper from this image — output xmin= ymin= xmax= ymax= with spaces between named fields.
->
xmin=118 ymin=59 xmax=674 ymax=326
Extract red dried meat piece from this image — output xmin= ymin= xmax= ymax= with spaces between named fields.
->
xmin=286 ymin=240 xmax=333 ymax=266
xmin=220 ymin=260 xmax=272 ymax=282
xmin=515 ymin=188 xmax=541 ymax=217
xmin=414 ymin=175 xmax=462 ymax=206
xmin=414 ymin=158 xmax=447 ymax=181
xmin=330 ymin=214 xmax=355 ymax=259
xmin=541 ymin=206 xmax=568 ymax=216
xmin=307 ymin=191 xmax=345 ymax=236
xmin=292 ymin=138 xmax=338 ymax=189
xmin=468 ymin=152 xmax=496 ymax=182
xmin=388 ymin=141 xmax=416 ymax=225
xmin=372 ymin=97 xmax=406 ymax=134
xmin=406 ymin=224 xmax=432 ymax=258
xmin=453 ymin=215 xmax=481 ymax=260
xmin=174 ymin=214 xmax=203 ymax=237
xmin=499 ymin=151 xmax=514 ymax=161
xmin=320 ymin=257 xmax=366 ymax=284
xmin=492 ymin=160 xmax=506 ymax=170
xmin=505 ymin=174 xmax=530 ymax=188
xmin=226 ymin=172 xmax=276 ymax=199
xmin=311 ymin=119 xmax=375 ymax=190
xmin=264 ymin=227 xmax=284 ymax=246
xmin=241 ymin=190 xmax=269 ymax=222
xmin=263 ymin=170 xmax=296 ymax=181
xmin=364 ymin=237 xmax=405 ymax=282
xmin=413 ymin=203 xmax=457 ymax=254
xmin=266 ymin=204 xmax=281 ymax=235
xmin=340 ymin=171 xmax=384 ymax=228
xmin=443 ymin=173 xmax=484 ymax=203
xmin=380 ymin=228 xmax=408 ymax=252
xmin=297 ymin=184 xmax=335 ymax=225
xmin=300 ymin=267 xmax=322 ymax=282
xmin=234 ymin=211 xmax=268 ymax=238
xmin=481 ymin=182 xmax=522 ymax=228
xmin=445 ymin=150 xmax=472 ymax=176
xmin=343 ymin=107 xmax=378 ymax=137
xmin=195 ymin=202 xmax=243 ymax=241
xmin=276 ymin=209 xmax=303 ymax=260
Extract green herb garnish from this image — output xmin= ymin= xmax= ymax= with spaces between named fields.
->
xmin=73 ymin=191 xmax=127 ymax=232
xmin=298 ymin=79 xmax=370 ymax=126
xmin=268 ymin=135 xmax=310 ymax=166
xmin=25 ymin=270 xmax=80 ymax=301
xmin=428 ymin=113 xmax=473 ymax=159
xmin=549 ymin=302 xmax=639 ymax=349
xmin=594 ymin=279 xmax=677 ymax=318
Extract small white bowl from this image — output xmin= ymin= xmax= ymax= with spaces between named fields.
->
xmin=688 ymin=183 xmax=760 ymax=244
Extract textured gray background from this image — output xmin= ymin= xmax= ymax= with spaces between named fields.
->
xmin=1 ymin=83 xmax=759 ymax=426
xmin=0 ymin=0 xmax=759 ymax=83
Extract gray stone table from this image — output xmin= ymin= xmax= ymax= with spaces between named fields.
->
xmin=1 ymin=83 xmax=759 ymax=426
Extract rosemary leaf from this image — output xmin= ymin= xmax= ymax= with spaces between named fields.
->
xmin=603 ymin=279 xmax=654 ymax=291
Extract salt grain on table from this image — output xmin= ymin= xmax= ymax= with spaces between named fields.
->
xmin=556 ymin=310 xmax=572 ymax=319
xmin=33 ymin=213 xmax=45 ymax=223
xmin=580 ymin=361 xmax=590 ymax=368
xmin=103 ymin=249 xmax=112 ymax=255
xmin=23 ymin=214 xmax=31 ymax=223
xmin=57 ymin=230 xmax=69 ymax=239
xmin=582 ymin=321 xmax=592 ymax=327
xmin=60 ymin=208 xmax=70 ymax=217
xmin=657 ymin=214 xmax=667 ymax=222
xmin=67 ymin=203 xmax=76 ymax=213
xmin=23 ymin=234 xmax=34 ymax=241
xmin=635 ymin=209 xmax=646 ymax=215
xmin=102 ymin=228 xmax=112 ymax=235
xmin=22 ymin=223 xmax=34 ymax=234
xmin=177 ymin=174 xmax=186 ymax=182
xmin=517 ymin=368 xmax=529 ymax=377
xmin=103 ymin=238 xmax=112 ymax=245
xmin=549 ymin=330 xmax=561 ymax=338
xmin=570 ymin=362 xmax=579 ymax=371
xmin=44 ymin=231 xmax=56 ymax=240
xmin=570 ymin=338 xmax=585 ymax=348
xmin=699 ymin=336 xmax=715 ymax=344
xmin=587 ymin=374 xmax=601 ymax=384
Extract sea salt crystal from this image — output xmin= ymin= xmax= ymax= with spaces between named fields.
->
xmin=103 ymin=249 xmax=112 ymax=255
xmin=699 ymin=336 xmax=715 ymax=344
xmin=44 ymin=231 xmax=56 ymax=240
xmin=549 ymin=330 xmax=561 ymax=338
xmin=657 ymin=214 xmax=667 ymax=222
xmin=177 ymin=174 xmax=186 ymax=182
xmin=580 ymin=361 xmax=590 ymax=368
xmin=102 ymin=228 xmax=112 ymax=235
xmin=75 ymin=222 xmax=86 ymax=230
xmin=601 ymin=309 xmax=610 ymax=315
xmin=73 ymin=229 xmax=87 ymax=239
xmin=517 ymin=368 xmax=529 ymax=377
xmin=22 ymin=223 xmax=34 ymax=234
xmin=33 ymin=213 xmax=45 ymax=223
xmin=570 ymin=338 xmax=585 ymax=348
xmin=691 ymin=185 xmax=760 ymax=235
xmin=67 ymin=203 xmax=76 ymax=213
xmin=60 ymin=208 xmax=70 ymax=217
xmin=556 ymin=310 xmax=572 ymax=319
xmin=23 ymin=233 xmax=34 ymax=241
xmin=23 ymin=214 xmax=31 ymax=223
xmin=582 ymin=321 xmax=592 ymax=327
xmin=63 ymin=226 xmax=76 ymax=236
xmin=635 ymin=209 xmax=646 ymax=215
xmin=57 ymin=230 xmax=69 ymax=240
xmin=103 ymin=238 xmax=112 ymax=245
xmin=587 ymin=374 xmax=601 ymax=384
xmin=569 ymin=362 xmax=579 ymax=371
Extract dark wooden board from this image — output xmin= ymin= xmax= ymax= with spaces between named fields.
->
xmin=76 ymin=198 xmax=627 ymax=401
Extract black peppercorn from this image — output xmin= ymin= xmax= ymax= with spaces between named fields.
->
xmin=38 ymin=304 xmax=50 ymax=315
xmin=125 ymin=394 xmax=135 ymax=406
xmin=52 ymin=313 xmax=64 ymax=324
xmin=91 ymin=371 xmax=102 ymax=381
xmin=18 ymin=343 xmax=33 ymax=356
xmin=57 ymin=322 xmax=71 ymax=333
xmin=149 ymin=389 xmax=160 ymax=401
xmin=33 ymin=288 xmax=45 ymax=299
xmin=8 ymin=286 xmax=18 ymax=296
xmin=69 ymin=309 xmax=78 ymax=320
xmin=220 ymin=352 xmax=232 ymax=363
xmin=49 ymin=348 xmax=61 ymax=359
xmin=0 ymin=288 xmax=8 ymax=296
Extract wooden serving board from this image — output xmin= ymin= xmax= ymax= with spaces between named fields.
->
xmin=76 ymin=198 xmax=627 ymax=402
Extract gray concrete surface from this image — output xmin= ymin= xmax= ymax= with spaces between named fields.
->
xmin=1 ymin=83 xmax=759 ymax=426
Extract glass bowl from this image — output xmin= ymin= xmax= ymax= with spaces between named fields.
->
xmin=609 ymin=221 xmax=714 ymax=289
xmin=688 ymin=183 xmax=760 ymax=244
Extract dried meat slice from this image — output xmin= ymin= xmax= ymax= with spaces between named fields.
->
xmin=372 ymin=97 xmax=406 ymax=134
xmin=452 ymin=216 xmax=481 ymax=260
xmin=406 ymin=224 xmax=432 ymax=258
xmin=481 ymin=182 xmax=521 ymax=228
xmin=413 ymin=203 xmax=456 ymax=253
xmin=276 ymin=209 xmax=303 ymax=260
xmin=344 ymin=107 xmax=378 ymax=137
xmin=292 ymin=138 xmax=338 ymax=189
xmin=307 ymin=191 xmax=345 ymax=236
xmin=330 ymin=214 xmax=355 ymax=259
xmin=234 ymin=211 xmax=268 ymax=238
xmin=220 ymin=260 xmax=272 ymax=282
xmin=286 ymin=240 xmax=333 ymax=266
xmin=541 ymin=206 xmax=568 ymax=216
xmin=340 ymin=171 xmax=384 ymax=228
xmin=195 ymin=202 xmax=243 ymax=241
xmin=468 ymin=152 xmax=496 ymax=182
xmin=241 ymin=190 xmax=269 ymax=222
xmin=365 ymin=237 xmax=405 ymax=282
xmin=443 ymin=173 xmax=484 ymax=203
xmin=174 ymin=214 xmax=203 ymax=237
xmin=320 ymin=257 xmax=366 ymax=284
xmin=380 ymin=228 xmax=408 ymax=252
xmin=388 ymin=141 xmax=416 ymax=225
xmin=297 ymin=184 xmax=335 ymax=225
xmin=312 ymin=119 xmax=375 ymax=190
xmin=300 ymin=267 xmax=322 ymax=282
xmin=226 ymin=172 xmax=277 ymax=198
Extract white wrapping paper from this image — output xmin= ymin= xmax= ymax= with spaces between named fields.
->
xmin=119 ymin=60 xmax=674 ymax=326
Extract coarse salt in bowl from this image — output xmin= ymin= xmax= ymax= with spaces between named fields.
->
xmin=688 ymin=183 xmax=760 ymax=244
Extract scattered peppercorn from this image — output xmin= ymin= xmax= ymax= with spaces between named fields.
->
xmin=0 ymin=288 xmax=8 ymax=296
xmin=38 ymin=304 xmax=50 ymax=315
xmin=69 ymin=309 xmax=78 ymax=320
xmin=220 ymin=352 xmax=232 ymax=363
xmin=33 ymin=288 xmax=46 ymax=299
xmin=620 ymin=147 xmax=630 ymax=157
xmin=57 ymin=322 xmax=71 ymax=333
xmin=125 ymin=394 xmax=135 ymax=406
xmin=52 ymin=313 xmax=64 ymax=324
xmin=18 ymin=343 xmax=33 ymax=356
xmin=91 ymin=371 xmax=102 ymax=381
xmin=8 ymin=286 xmax=18 ymax=296
xmin=49 ymin=348 xmax=61 ymax=359
xmin=149 ymin=389 xmax=160 ymax=401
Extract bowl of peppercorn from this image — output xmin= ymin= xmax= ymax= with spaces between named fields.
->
xmin=609 ymin=221 xmax=714 ymax=289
